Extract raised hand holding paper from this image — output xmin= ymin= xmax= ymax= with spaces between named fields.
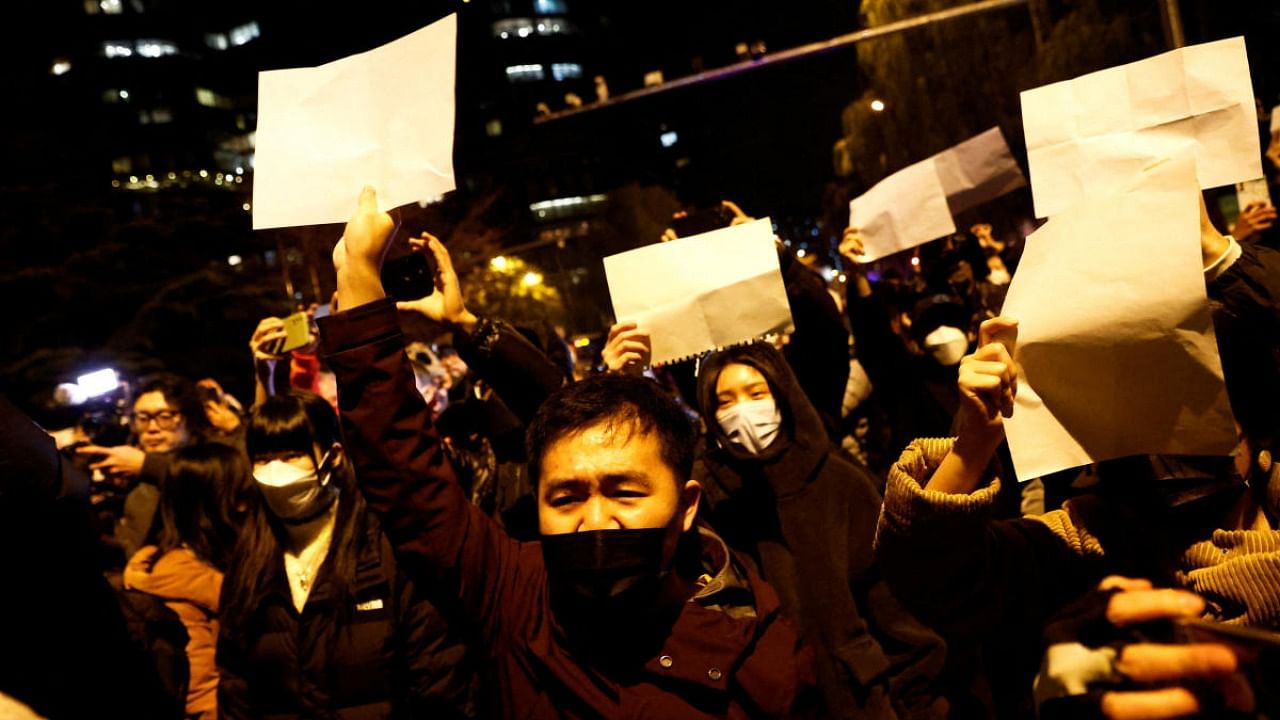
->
xmin=603 ymin=219 xmax=792 ymax=366
xmin=1021 ymin=36 xmax=1260 ymax=218
xmin=1000 ymin=156 xmax=1236 ymax=482
xmin=253 ymin=15 xmax=457 ymax=230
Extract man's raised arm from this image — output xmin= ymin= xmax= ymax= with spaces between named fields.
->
xmin=318 ymin=187 xmax=532 ymax=638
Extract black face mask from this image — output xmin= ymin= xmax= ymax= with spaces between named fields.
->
xmin=541 ymin=528 xmax=668 ymax=621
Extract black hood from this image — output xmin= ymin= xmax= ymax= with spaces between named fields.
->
xmin=696 ymin=343 xmax=829 ymax=482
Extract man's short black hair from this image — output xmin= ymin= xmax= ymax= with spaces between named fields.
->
xmin=527 ymin=374 xmax=696 ymax=486
xmin=135 ymin=373 xmax=210 ymax=436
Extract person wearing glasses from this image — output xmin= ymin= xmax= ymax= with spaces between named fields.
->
xmin=77 ymin=374 xmax=215 ymax=562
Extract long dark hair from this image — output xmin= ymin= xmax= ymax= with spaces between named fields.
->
xmin=145 ymin=443 xmax=250 ymax=573
xmin=221 ymin=391 xmax=370 ymax=643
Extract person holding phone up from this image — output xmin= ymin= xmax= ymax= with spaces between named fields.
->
xmin=249 ymin=306 xmax=325 ymax=408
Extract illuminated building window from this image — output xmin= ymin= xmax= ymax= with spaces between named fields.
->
xmin=102 ymin=42 xmax=133 ymax=58
xmin=660 ymin=130 xmax=678 ymax=147
xmin=505 ymin=64 xmax=545 ymax=82
xmin=195 ymin=87 xmax=233 ymax=109
xmin=551 ymin=62 xmax=582 ymax=81
xmin=99 ymin=0 xmax=123 ymax=14
xmin=138 ymin=107 xmax=173 ymax=124
xmin=529 ymin=193 xmax=607 ymax=220
xmin=486 ymin=119 xmax=503 ymax=137
xmin=135 ymin=39 xmax=178 ymax=58
xmin=103 ymin=39 xmax=177 ymax=58
xmin=229 ymin=21 xmax=260 ymax=47
xmin=493 ymin=17 xmax=571 ymax=38
xmin=112 ymin=157 xmax=132 ymax=173
xmin=534 ymin=0 xmax=567 ymax=14
xmin=207 ymin=21 xmax=259 ymax=50
xmin=493 ymin=18 xmax=532 ymax=39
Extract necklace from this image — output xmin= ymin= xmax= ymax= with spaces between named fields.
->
xmin=283 ymin=504 xmax=337 ymax=612
xmin=286 ymin=544 xmax=327 ymax=591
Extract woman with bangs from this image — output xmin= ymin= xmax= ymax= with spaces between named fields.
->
xmin=217 ymin=390 xmax=474 ymax=719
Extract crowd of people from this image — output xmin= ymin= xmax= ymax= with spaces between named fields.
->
xmin=2 ymin=105 xmax=1280 ymax=720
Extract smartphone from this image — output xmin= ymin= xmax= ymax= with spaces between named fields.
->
xmin=672 ymin=205 xmax=735 ymax=238
xmin=381 ymin=251 xmax=437 ymax=301
xmin=264 ymin=311 xmax=313 ymax=355
xmin=1173 ymin=617 xmax=1280 ymax=651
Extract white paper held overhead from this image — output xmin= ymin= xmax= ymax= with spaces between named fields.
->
xmin=603 ymin=219 xmax=793 ymax=366
xmin=1000 ymin=156 xmax=1236 ymax=482
xmin=253 ymin=15 xmax=457 ymax=230
xmin=848 ymin=127 xmax=1026 ymax=262
xmin=1021 ymin=36 xmax=1261 ymax=218
xmin=848 ymin=158 xmax=956 ymax=263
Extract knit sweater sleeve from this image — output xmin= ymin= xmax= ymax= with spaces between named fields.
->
xmin=875 ymin=438 xmax=1098 ymax=641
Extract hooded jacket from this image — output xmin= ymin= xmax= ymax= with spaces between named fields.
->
xmin=695 ymin=343 xmax=947 ymax=720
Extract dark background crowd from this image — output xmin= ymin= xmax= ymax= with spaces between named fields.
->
xmin=3 ymin=1 xmax=1280 ymax=719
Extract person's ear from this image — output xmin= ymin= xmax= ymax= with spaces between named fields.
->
xmin=329 ymin=442 xmax=345 ymax=469
xmin=679 ymin=479 xmax=702 ymax=533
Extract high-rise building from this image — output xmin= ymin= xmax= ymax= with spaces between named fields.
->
xmin=56 ymin=0 xmax=261 ymax=197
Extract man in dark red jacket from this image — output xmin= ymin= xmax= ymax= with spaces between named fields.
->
xmin=318 ymin=188 xmax=815 ymax=719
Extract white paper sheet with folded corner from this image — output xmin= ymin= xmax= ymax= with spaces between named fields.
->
xmin=934 ymin=127 xmax=1028 ymax=216
xmin=1021 ymin=36 xmax=1261 ymax=219
xmin=252 ymin=15 xmax=457 ymax=230
xmin=603 ymin=219 xmax=793 ymax=366
xmin=848 ymin=158 xmax=956 ymax=263
xmin=1000 ymin=157 xmax=1237 ymax=482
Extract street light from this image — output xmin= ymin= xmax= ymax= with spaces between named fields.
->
xmin=870 ymin=99 xmax=886 ymax=112
xmin=521 ymin=271 xmax=543 ymax=287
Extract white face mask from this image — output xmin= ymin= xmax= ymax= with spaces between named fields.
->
xmin=987 ymin=268 xmax=1011 ymax=286
xmin=253 ymin=452 xmax=336 ymax=523
xmin=924 ymin=325 xmax=969 ymax=366
xmin=716 ymin=398 xmax=782 ymax=455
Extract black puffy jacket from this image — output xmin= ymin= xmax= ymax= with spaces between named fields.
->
xmin=217 ymin=510 xmax=473 ymax=719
